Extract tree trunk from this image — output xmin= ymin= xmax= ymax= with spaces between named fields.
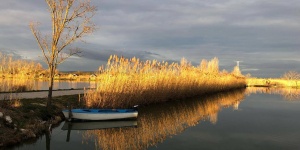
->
xmin=45 ymin=130 xmax=51 ymax=150
xmin=47 ymin=65 xmax=55 ymax=111
xmin=47 ymin=79 xmax=53 ymax=110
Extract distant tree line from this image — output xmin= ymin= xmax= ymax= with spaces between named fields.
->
xmin=0 ymin=52 xmax=45 ymax=77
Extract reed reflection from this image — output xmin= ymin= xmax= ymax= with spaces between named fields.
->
xmin=0 ymin=78 xmax=35 ymax=92
xmin=82 ymin=89 xmax=246 ymax=150
xmin=246 ymin=87 xmax=300 ymax=101
xmin=0 ymin=79 xmax=97 ymax=93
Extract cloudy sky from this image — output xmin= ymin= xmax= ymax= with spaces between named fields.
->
xmin=0 ymin=0 xmax=299 ymax=78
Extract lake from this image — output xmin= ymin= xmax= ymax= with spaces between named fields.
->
xmin=10 ymin=88 xmax=300 ymax=150
xmin=0 ymin=79 xmax=97 ymax=92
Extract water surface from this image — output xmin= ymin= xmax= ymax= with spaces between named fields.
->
xmin=11 ymin=88 xmax=300 ymax=150
xmin=0 ymin=79 xmax=97 ymax=92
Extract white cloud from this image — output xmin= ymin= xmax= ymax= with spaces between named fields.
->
xmin=0 ymin=9 xmax=47 ymax=26
xmin=232 ymin=18 xmax=300 ymax=28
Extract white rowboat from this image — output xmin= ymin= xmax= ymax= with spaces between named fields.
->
xmin=62 ymin=109 xmax=138 ymax=121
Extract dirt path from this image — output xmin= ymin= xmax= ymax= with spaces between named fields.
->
xmin=0 ymin=89 xmax=86 ymax=100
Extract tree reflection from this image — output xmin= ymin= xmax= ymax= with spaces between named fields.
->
xmin=82 ymin=89 xmax=246 ymax=150
xmin=246 ymin=87 xmax=300 ymax=101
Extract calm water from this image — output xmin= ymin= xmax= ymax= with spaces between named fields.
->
xmin=30 ymin=80 xmax=98 ymax=90
xmin=0 ymin=79 xmax=97 ymax=91
xmin=11 ymin=88 xmax=300 ymax=150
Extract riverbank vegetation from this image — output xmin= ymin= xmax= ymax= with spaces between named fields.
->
xmin=2 ymin=51 xmax=299 ymax=90
xmin=247 ymin=71 xmax=300 ymax=87
xmin=83 ymin=55 xmax=246 ymax=108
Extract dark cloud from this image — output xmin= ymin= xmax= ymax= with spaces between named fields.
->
xmin=0 ymin=0 xmax=299 ymax=77
xmin=0 ymin=49 xmax=22 ymax=60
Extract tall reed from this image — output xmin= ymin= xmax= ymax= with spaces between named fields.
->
xmin=84 ymin=55 xmax=246 ymax=108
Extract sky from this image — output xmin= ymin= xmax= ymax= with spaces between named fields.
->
xmin=0 ymin=0 xmax=299 ymax=78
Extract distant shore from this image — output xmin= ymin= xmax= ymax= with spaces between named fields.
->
xmin=247 ymin=78 xmax=300 ymax=87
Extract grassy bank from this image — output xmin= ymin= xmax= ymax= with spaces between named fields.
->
xmin=84 ymin=55 xmax=246 ymax=108
xmin=247 ymin=78 xmax=300 ymax=87
xmin=0 ymin=94 xmax=84 ymax=147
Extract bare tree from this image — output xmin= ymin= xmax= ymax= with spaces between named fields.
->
xmin=30 ymin=0 xmax=96 ymax=111
xmin=282 ymin=71 xmax=300 ymax=80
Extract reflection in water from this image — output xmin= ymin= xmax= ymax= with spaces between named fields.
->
xmin=0 ymin=78 xmax=35 ymax=92
xmin=0 ymin=79 xmax=97 ymax=92
xmin=82 ymin=89 xmax=246 ymax=150
xmin=62 ymin=120 xmax=138 ymax=130
xmin=246 ymin=87 xmax=300 ymax=101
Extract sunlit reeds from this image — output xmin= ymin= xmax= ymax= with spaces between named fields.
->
xmin=0 ymin=52 xmax=44 ymax=79
xmin=84 ymin=55 xmax=246 ymax=108
xmin=82 ymin=89 xmax=246 ymax=150
xmin=247 ymin=78 xmax=300 ymax=87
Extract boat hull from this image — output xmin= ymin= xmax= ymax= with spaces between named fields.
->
xmin=62 ymin=109 xmax=138 ymax=121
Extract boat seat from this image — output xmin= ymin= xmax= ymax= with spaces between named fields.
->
xmin=82 ymin=109 xmax=91 ymax=112
xmin=117 ymin=110 xmax=127 ymax=113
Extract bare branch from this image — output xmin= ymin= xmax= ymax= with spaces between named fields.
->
xmin=56 ymin=47 xmax=82 ymax=65
xmin=30 ymin=0 xmax=96 ymax=105
xmin=29 ymin=22 xmax=51 ymax=66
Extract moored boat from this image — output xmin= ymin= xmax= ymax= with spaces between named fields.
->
xmin=62 ymin=108 xmax=138 ymax=121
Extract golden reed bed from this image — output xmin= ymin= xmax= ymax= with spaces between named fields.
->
xmin=247 ymin=78 xmax=300 ymax=87
xmin=83 ymin=55 xmax=246 ymax=108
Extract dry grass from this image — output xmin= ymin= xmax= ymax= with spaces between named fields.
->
xmin=84 ymin=55 xmax=246 ymax=108
xmin=82 ymin=89 xmax=245 ymax=150
xmin=247 ymin=78 xmax=300 ymax=87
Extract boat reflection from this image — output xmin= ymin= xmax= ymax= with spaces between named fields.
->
xmin=80 ymin=89 xmax=246 ymax=150
xmin=62 ymin=120 xmax=138 ymax=143
xmin=246 ymin=87 xmax=300 ymax=101
xmin=61 ymin=120 xmax=138 ymax=131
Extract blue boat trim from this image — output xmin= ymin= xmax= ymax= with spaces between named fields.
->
xmin=62 ymin=109 xmax=137 ymax=114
